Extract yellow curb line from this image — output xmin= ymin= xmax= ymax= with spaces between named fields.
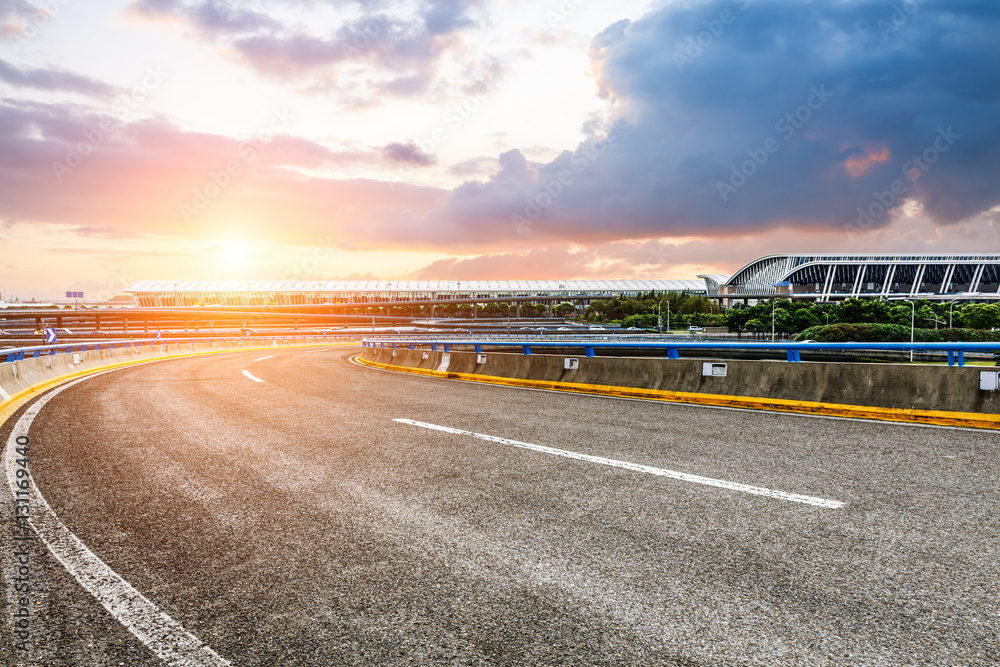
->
xmin=356 ymin=355 xmax=1000 ymax=431
xmin=0 ymin=342 xmax=357 ymax=430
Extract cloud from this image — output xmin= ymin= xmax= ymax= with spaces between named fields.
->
xmin=126 ymin=0 xmax=491 ymax=100
xmin=382 ymin=141 xmax=436 ymax=166
xmin=0 ymin=98 xmax=443 ymax=246
xmin=377 ymin=0 xmax=1000 ymax=246
xmin=0 ymin=58 xmax=120 ymax=97
xmin=5 ymin=1 xmax=998 ymax=261
xmin=71 ymin=225 xmax=141 ymax=239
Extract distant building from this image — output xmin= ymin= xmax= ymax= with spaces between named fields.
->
xmin=125 ymin=254 xmax=1000 ymax=309
xmin=704 ymin=254 xmax=1000 ymax=304
xmin=124 ymin=279 xmax=707 ymax=308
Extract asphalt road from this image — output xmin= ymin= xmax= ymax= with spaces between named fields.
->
xmin=1 ymin=346 xmax=998 ymax=665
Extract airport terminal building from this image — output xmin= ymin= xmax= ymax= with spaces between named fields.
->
xmin=125 ymin=254 xmax=1000 ymax=308
xmin=710 ymin=254 xmax=1000 ymax=304
xmin=124 ymin=279 xmax=707 ymax=308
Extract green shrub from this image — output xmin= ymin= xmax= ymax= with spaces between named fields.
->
xmin=795 ymin=324 xmax=1000 ymax=343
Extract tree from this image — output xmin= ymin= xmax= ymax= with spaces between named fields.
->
xmin=959 ymin=303 xmax=1000 ymax=330
xmin=554 ymin=302 xmax=576 ymax=317
xmin=745 ymin=318 xmax=765 ymax=339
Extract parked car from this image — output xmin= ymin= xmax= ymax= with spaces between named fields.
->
xmin=688 ymin=325 xmax=703 ymax=332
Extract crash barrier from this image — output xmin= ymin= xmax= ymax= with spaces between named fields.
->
xmin=0 ymin=335 xmax=356 ymax=407
xmin=358 ymin=344 xmax=1000 ymax=430
xmin=361 ymin=336 xmax=1000 ymax=366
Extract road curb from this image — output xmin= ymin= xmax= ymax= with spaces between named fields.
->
xmin=355 ymin=356 xmax=1000 ymax=430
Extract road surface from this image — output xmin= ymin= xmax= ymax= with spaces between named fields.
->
xmin=1 ymin=347 xmax=997 ymax=665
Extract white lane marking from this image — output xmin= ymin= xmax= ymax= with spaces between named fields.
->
xmin=0 ymin=383 xmax=10 ymax=401
xmin=241 ymin=370 xmax=265 ymax=383
xmin=253 ymin=355 xmax=274 ymax=362
xmin=4 ymin=378 xmax=231 ymax=666
xmin=395 ymin=418 xmax=845 ymax=509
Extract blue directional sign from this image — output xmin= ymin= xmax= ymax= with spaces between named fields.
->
xmin=65 ymin=291 xmax=84 ymax=298
xmin=44 ymin=328 xmax=57 ymax=343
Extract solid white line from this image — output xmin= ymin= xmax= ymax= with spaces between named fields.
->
xmin=4 ymin=378 xmax=231 ymax=666
xmin=0 ymin=383 xmax=10 ymax=401
xmin=253 ymin=356 xmax=274 ymax=362
xmin=394 ymin=418 xmax=845 ymax=509
xmin=241 ymin=370 xmax=265 ymax=383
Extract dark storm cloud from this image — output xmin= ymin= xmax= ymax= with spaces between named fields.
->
xmin=400 ymin=0 xmax=1000 ymax=245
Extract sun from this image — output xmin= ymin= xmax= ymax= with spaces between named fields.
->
xmin=223 ymin=241 xmax=247 ymax=265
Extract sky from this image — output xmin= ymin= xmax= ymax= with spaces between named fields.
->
xmin=0 ymin=0 xmax=998 ymax=301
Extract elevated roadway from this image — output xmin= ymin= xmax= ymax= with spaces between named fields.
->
xmin=1 ymin=347 xmax=996 ymax=664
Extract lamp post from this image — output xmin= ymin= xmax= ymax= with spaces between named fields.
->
xmin=948 ymin=300 xmax=957 ymax=328
xmin=666 ymin=300 xmax=671 ymax=334
xmin=902 ymin=299 xmax=915 ymax=362
xmin=771 ymin=300 xmax=776 ymax=342
xmin=824 ymin=311 xmax=829 ymax=326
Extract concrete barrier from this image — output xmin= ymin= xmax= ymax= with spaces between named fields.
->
xmin=0 ymin=338 xmax=354 ymax=409
xmin=360 ymin=347 xmax=1000 ymax=429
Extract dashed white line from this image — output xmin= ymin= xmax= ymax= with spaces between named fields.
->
xmin=241 ymin=370 xmax=265 ymax=383
xmin=253 ymin=356 xmax=274 ymax=362
xmin=394 ymin=418 xmax=845 ymax=509
xmin=4 ymin=378 xmax=231 ymax=666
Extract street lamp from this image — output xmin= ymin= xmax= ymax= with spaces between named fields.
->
xmin=902 ymin=299 xmax=915 ymax=362
xmin=666 ymin=300 xmax=671 ymax=334
xmin=771 ymin=300 xmax=776 ymax=342
xmin=824 ymin=311 xmax=830 ymax=326
xmin=947 ymin=300 xmax=958 ymax=328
